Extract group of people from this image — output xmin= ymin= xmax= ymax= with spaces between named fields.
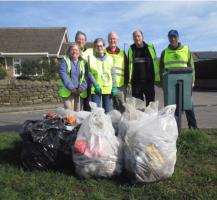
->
xmin=58 ymin=29 xmax=198 ymax=129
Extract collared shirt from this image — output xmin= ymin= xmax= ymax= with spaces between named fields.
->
xmin=96 ymin=54 xmax=107 ymax=62
xmin=106 ymin=47 xmax=120 ymax=54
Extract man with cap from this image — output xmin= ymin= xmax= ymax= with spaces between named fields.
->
xmin=159 ymin=29 xmax=198 ymax=129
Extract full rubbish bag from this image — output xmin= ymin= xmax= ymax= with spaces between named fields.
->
xmin=73 ymin=103 xmax=122 ymax=178
xmin=20 ymin=116 xmax=79 ymax=171
xmin=109 ymin=98 xmax=159 ymax=140
xmin=123 ymin=104 xmax=178 ymax=183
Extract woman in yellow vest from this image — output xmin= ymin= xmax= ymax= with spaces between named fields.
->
xmin=58 ymin=44 xmax=87 ymax=111
xmin=89 ymin=38 xmax=117 ymax=113
xmin=75 ymin=31 xmax=94 ymax=111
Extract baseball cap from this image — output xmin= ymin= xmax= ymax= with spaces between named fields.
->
xmin=168 ymin=30 xmax=179 ymax=37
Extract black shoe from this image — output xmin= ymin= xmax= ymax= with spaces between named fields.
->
xmin=188 ymin=125 xmax=198 ymax=129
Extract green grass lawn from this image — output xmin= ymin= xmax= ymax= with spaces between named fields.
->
xmin=0 ymin=129 xmax=217 ymax=200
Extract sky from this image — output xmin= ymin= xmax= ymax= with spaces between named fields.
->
xmin=0 ymin=1 xmax=217 ymax=55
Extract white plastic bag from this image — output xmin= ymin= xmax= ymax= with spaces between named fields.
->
xmin=72 ymin=105 xmax=122 ymax=178
xmin=114 ymin=100 xmax=159 ymax=140
xmin=107 ymin=110 xmax=122 ymax=135
xmin=124 ymin=105 xmax=178 ymax=183
xmin=122 ymin=98 xmax=158 ymax=120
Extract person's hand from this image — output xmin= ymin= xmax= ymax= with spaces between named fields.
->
xmin=126 ymin=84 xmax=132 ymax=96
xmin=71 ymin=88 xmax=79 ymax=95
xmin=71 ymin=88 xmax=77 ymax=93
xmin=78 ymin=86 xmax=84 ymax=93
xmin=111 ymin=86 xmax=118 ymax=96
xmin=94 ymin=84 xmax=101 ymax=94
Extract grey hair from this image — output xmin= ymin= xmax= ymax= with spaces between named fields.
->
xmin=108 ymin=32 xmax=119 ymax=40
xmin=133 ymin=30 xmax=144 ymax=38
xmin=66 ymin=43 xmax=80 ymax=56
xmin=93 ymin=38 xmax=105 ymax=47
xmin=75 ymin=31 xmax=87 ymax=41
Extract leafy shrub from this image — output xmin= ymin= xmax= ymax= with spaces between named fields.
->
xmin=19 ymin=59 xmax=43 ymax=80
xmin=18 ymin=58 xmax=59 ymax=81
xmin=40 ymin=58 xmax=59 ymax=81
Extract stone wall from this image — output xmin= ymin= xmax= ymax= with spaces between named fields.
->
xmin=0 ymin=80 xmax=62 ymax=105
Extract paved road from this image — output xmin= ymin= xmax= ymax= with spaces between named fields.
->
xmin=155 ymin=86 xmax=217 ymax=128
xmin=0 ymin=86 xmax=216 ymax=132
xmin=0 ymin=109 xmax=51 ymax=132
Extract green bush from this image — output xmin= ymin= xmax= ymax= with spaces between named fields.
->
xmin=0 ymin=67 xmax=7 ymax=80
xmin=40 ymin=58 xmax=59 ymax=81
xmin=18 ymin=58 xmax=59 ymax=81
xmin=19 ymin=59 xmax=43 ymax=80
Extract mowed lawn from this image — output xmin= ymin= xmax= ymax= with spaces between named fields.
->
xmin=0 ymin=129 xmax=216 ymax=200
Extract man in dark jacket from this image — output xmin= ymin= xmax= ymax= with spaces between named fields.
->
xmin=128 ymin=30 xmax=160 ymax=106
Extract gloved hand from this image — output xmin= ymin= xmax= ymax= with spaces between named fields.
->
xmin=111 ymin=86 xmax=118 ymax=96
xmin=94 ymin=84 xmax=101 ymax=94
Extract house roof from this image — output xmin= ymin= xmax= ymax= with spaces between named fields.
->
xmin=0 ymin=27 xmax=68 ymax=56
xmin=193 ymin=51 xmax=217 ymax=61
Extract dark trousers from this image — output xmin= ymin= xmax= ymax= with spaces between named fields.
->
xmin=132 ymin=82 xmax=155 ymax=106
xmin=82 ymin=97 xmax=91 ymax=111
xmin=175 ymin=101 xmax=198 ymax=129
xmin=185 ymin=107 xmax=198 ymax=128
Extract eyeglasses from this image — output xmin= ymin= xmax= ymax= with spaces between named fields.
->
xmin=95 ymin=45 xmax=104 ymax=48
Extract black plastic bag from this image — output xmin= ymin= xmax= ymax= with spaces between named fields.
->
xmin=21 ymin=141 xmax=58 ymax=171
xmin=20 ymin=118 xmax=80 ymax=171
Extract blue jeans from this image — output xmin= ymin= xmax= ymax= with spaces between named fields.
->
xmin=91 ymin=94 xmax=111 ymax=113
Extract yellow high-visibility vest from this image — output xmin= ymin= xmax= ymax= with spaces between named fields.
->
xmin=58 ymin=56 xmax=85 ymax=98
xmin=89 ymin=54 xmax=114 ymax=94
xmin=106 ymin=49 xmax=125 ymax=87
xmin=128 ymin=43 xmax=160 ymax=82
xmin=81 ymin=48 xmax=93 ymax=61
xmin=164 ymin=45 xmax=189 ymax=68
xmin=80 ymin=48 xmax=93 ymax=98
